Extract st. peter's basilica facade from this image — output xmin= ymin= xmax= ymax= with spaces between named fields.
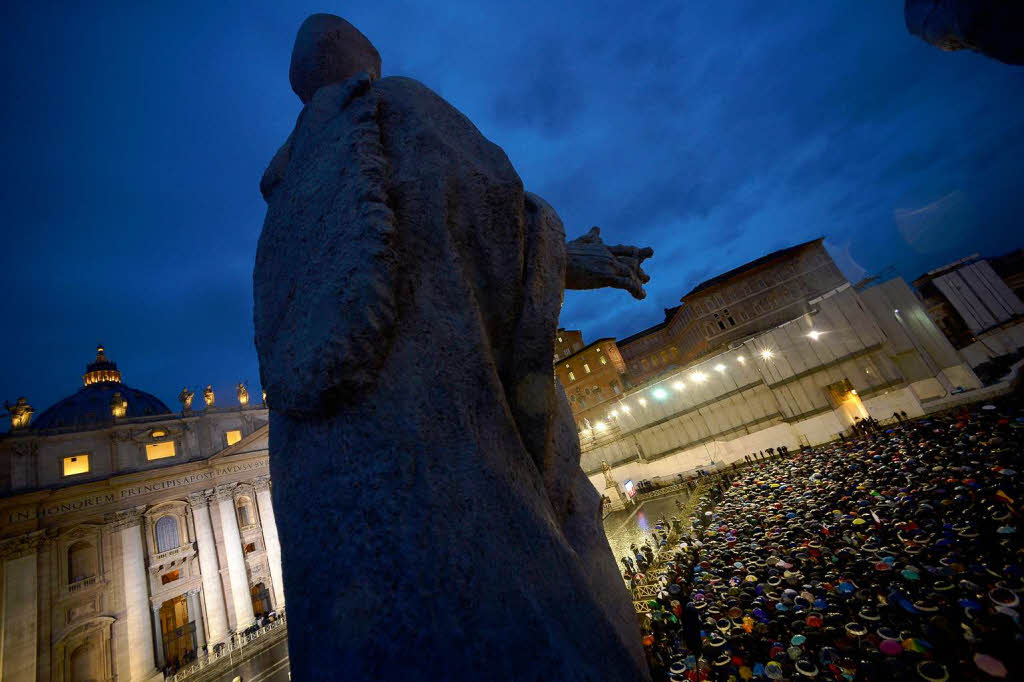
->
xmin=0 ymin=347 xmax=282 ymax=681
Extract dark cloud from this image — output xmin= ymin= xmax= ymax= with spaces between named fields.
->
xmin=1 ymin=0 xmax=1022 ymax=415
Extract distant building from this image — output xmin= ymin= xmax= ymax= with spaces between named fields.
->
xmin=578 ymin=276 xmax=982 ymax=493
xmin=913 ymin=252 xmax=1024 ymax=367
xmin=0 ymin=346 xmax=282 ymax=681
xmin=619 ymin=238 xmax=847 ymax=382
xmin=554 ymin=337 xmax=628 ymax=425
xmin=553 ymin=329 xmax=584 ymax=362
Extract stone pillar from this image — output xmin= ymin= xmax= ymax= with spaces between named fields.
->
xmin=0 ymin=531 xmax=43 ymax=682
xmin=151 ymin=605 xmax=165 ymax=669
xmin=187 ymin=589 xmax=206 ymax=649
xmin=215 ymin=484 xmax=255 ymax=630
xmin=187 ymin=490 xmax=229 ymax=644
xmin=252 ymin=476 xmax=286 ymax=610
xmin=106 ymin=507 xmax=157 ymax=681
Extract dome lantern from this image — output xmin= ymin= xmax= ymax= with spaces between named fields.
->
xmin=83 ymin=344 xmax=122 ymax=386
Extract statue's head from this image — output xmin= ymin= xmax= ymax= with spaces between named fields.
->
xmin=289 ymin=14 xmax=382 ymax=104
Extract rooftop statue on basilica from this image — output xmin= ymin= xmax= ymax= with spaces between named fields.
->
xmin=253 ymin=13 xmax=654 ymax=682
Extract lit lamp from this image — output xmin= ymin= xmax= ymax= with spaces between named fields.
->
xmin=110 ymin=392 xmax=127 ymax=419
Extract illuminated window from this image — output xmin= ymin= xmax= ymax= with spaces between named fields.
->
xmin=600 ymin=356 xmax=607 ymax=365
xmin=145 ymin=441 xmax=176 ymax=461
xmin=150 ymin=429 xmax=166 ymax=438
xmin=225 ymin=429 xmax=242 ymax=446
xmin=568 ymin=371 xmax=576 ymax=381
xmin=584 ymin=363 xmax=591 ymax=374
xmin=62 ymin=454 xmax=90 ymax=477
xmin=161 ymin=570 xmax=180 ymax=585
xmin=244 ymin=542 xmax=256 ymax=554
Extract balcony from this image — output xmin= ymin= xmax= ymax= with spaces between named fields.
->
xmin=67 ymin=575 xmax=98 ymax=594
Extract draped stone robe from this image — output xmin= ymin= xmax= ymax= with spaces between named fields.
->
xmin=254 ymin=74 xmax=647 ymax=681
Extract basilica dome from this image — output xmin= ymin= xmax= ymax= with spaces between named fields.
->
xmin=31 ymin=345 xmax=171 ymax=431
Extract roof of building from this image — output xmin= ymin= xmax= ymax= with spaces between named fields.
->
xmin=681 ymin=238 xmax=824 ymax=300
xmin=29 ymin=346 xmax=172 ymax=432
xmin=559 ymin=337 xmax=617 ymax=364
xmin=618 ymin=306 xmax=681 ymax=347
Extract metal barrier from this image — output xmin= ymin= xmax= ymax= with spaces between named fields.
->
xmin=165 ymin=613 xmax=287 ymax=682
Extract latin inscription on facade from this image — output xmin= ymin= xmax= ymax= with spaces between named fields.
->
xmin=5 ymin=459 xmax=268 ymax=523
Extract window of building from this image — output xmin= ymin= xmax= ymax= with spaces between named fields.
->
xmin=67 ymin=541 xmax=96 ymax=584
xmin=161 ymin=570 xmax=180 ymax=585
xmin=583 ymin=363 xmax=591 ymax=374
xmin=244 ymin=542 xmax=256 ymax=554
xmin=225 ymin=429 xmax=243 ymax=446
xmin=557 ymin=336 xmax=563 ymax=343
xmin=718 ymin=320 xmax=726 ymax=330
xmin=595 ymin=347 xmax=602 ymax=353
xmin=155 ymin=516 xmax=180 ymax=553
xmin=62 ymin=454 xmax=90 ymax=477
xmin=600 ymin=356 xmax=607 ymax=365
xmin=145 ymin=441 xmax=176 ymax=461
xmin=568 ymin=371 xmax=575 ymax=381
xmin=236 ymin=498 xmax=255 ymax=527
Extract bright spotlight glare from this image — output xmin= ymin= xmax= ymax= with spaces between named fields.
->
xmin=652 ymin=388 xmax=668 ymax=400
xmin=760 ymin=349 xmax=774 ymax=360
xmin=638 ymin=398 xmax=647 ymax=407
xmin=595 ymin=421 xmax=607 ymax=432
xmin=714 ymin=364 xmax=726 ymax=373
xmin=621 ymin=404 xmax=630 ymax=413
xmin=610 ymin=409 xmax=619 ymax=418
xmin=737 ymin=355 xmax=745 ymax=363
xmin=672 ymin=381 xmax=685 ymax=390
xmin=807 ymin=330 xmax=822 ymax=340
xmin=692 ymin=372 xmax=707 ymax=383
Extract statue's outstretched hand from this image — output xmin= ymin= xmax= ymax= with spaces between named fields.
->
xmin=565 ymin=227 xmax=653 ymax=299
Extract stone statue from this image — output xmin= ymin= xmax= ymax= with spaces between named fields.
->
xmin=109 ymin=392 xmax=127 ymax=418
xmin=4 ymin=397 xmax=33 ymax=430
xmin=236 ymin=382 xmax=249 ymax=406
xmin=178 ymin=386 xmax=194 ymax=411
xmin=602 ymin=459 xmax=614 ymax=488
xmin=905 ymin=0 xmax=1024 ymax=64
xmin=203 ymin=385 xmax=215 ymax=408
xmin=254 ymin=14 xmax=652 ymax=681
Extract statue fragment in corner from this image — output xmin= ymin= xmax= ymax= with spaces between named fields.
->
xmin=178 ymin=386 xmax=195 ymax=412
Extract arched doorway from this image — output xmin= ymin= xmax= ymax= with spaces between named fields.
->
xmin=159 ymin=595 xmax=196 ymax=669
xmin=69 ymin=642 xmax=96 ymax=682
xmin=250 ymin=582 xmax=271 ymax=617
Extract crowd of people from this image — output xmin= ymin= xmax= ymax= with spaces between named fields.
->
xmin=631 ymin=397 xmax=1023 ymax=680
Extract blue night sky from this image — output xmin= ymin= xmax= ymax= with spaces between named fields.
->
xmin=1 ymin=1 xmax=1022 ymax=417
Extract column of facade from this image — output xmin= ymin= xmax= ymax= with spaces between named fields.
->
xmin=106 ymin=507 xmax=157 ymax=681
xmin=0 ymin=531 xmax=43 ymax=682
xmin=214 ymin=484 xmax=255 ymax=630
xmin=151 ymin=606 xmax=165 ymax=669
xmin=186 ymin=589 xmax=206 ymax=649
xmin=252 ymin=476 xmax=285 ymax=610
xmin=187 ymin=490 xmax=229 ymax=644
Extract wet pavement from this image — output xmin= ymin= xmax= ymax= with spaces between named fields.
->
xmin=212 ymin=638 xmax=290 ymax=682
xmin=604 ymin=491 xmax=692 ymax=565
